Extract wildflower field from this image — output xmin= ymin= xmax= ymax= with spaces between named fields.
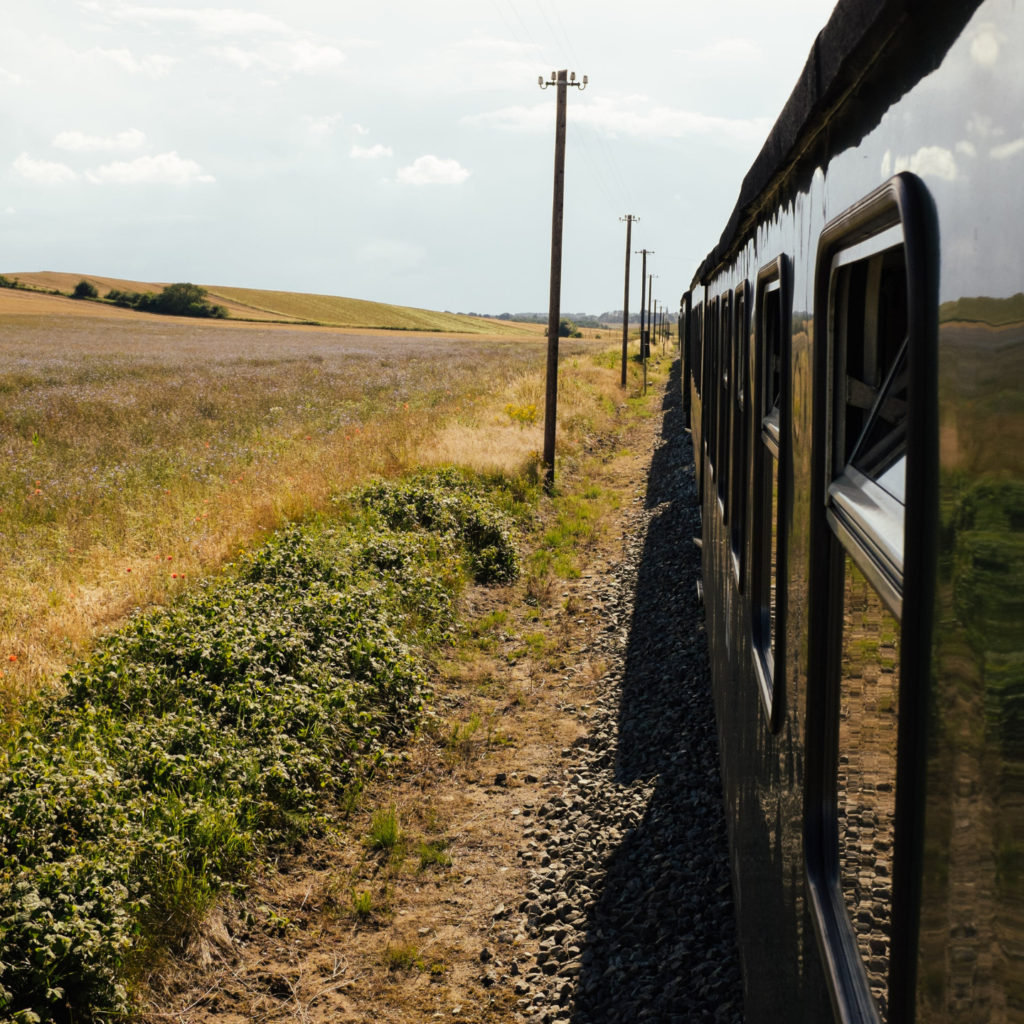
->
xmin=0 ymin=313 xmax=608 ymax=698
xmin=0 ymin=307 xmax=640 ymax=1020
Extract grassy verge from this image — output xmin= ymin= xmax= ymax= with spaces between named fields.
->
xmin=0 ymin=469 xmax=527 ymax=1021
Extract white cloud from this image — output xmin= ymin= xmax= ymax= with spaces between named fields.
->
xmin=208 ymin=45 xmax=266 ymax=70
xmin=0 ymin=67 xmax=24 ymax=86
xmin=86 ymin=151 xmax=214 ymax=184
xmin=966 ymin=113 xmax=1004 ymax=139
xmin=104 ymin=4 xmax=344 ymax=75
xmin=676 ymin=38 xmax=761 ymax=61
xmin=396 ymin=155 xmax=471 ymax=185
xmin=955 ymin=140 xmax=977 ymax=157
xmin=351 ymin=143 xmax=392 ymax=159
xmin=880 ymin=150 xmax=892 ymax=178
xmin=108 ymin=4 xmax=294 ymax=35
xmin=53 ymin=128 xmax=146 ymax=151
xmin=12 ymin=153 xmax=77 ymax=184
xmin=969 ymin=23 xmax=1003 ymax=67
xmin=359 ymin=239 xmax=425 ymax=269
xmin=351 ymin=123 xmax=370 ymax=136
xmin=305 ymin=113 xmax=343 ymax=137
xmin=286 ymin=40 xmax=344 ymax=72
xmin=208 ymin=40 xmax=342 ymax=73
xmin=893 ymin=146 xmax=958 ymax=181
xmin=90 ymin=47 xmax=176 ymax=77
xmin=465 ymin=97 xmax=770 ymax=144
xmin=991 ymin=138 xmax=1024 ymax=160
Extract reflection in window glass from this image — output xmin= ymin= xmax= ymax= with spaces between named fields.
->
xmin=837 ymin=553 xmax=900 ymax=1022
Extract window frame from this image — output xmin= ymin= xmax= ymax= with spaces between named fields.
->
xmin=804 ymin=173 xmax=938 ymax=1024
xmin=717 ymin=290 xmax=733 ymax=517
xmin=729 ymin=280 xmax=750 ymax=588
xmin=751 ymin=258 xmax=789 ymax=732
xmin=826 ymin=223 xmax=907 ymax=618
xmin=704 ymin=294 xmax=719 ymax=479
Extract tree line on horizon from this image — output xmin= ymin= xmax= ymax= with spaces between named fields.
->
xmin=72 ymin=279 xmax=228 ymax=319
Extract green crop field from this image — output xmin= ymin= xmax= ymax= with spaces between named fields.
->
xmin=204 ymin=284 xmax=540 ymax=334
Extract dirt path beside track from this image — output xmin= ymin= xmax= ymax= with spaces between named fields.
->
xmin=148 ymin=361 xmax=745 ymax=1024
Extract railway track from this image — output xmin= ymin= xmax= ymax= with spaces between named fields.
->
xmin=509 ymin=367 xmax=745 ymax=1023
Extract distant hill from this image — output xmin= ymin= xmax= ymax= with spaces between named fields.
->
xmin=1 ymin=272 xmax=542 ymax=336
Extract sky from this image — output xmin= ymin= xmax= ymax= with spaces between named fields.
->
xmin=0 ymin=0 xmax=838 ymax=315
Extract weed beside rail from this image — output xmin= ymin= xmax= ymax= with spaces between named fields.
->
xmin=0 ymin=469 xmax=525 ymax=1021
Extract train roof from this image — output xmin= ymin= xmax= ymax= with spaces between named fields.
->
xmin=689 ymin=0 xmax=982 ymax=291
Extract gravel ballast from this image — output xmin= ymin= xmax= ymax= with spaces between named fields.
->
xmin=508 ymin=372 xmax=744 ymax=1024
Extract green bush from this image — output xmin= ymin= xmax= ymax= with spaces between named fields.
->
xmin=72 ymin=280 xmax=99 ymax=300
xmin=0 ymin=471 xmax=519 ymax=1020
xmin=353 ymin=468 xmax=520 ymax=584
xmin=103 ymin=283 xmax=228 ymax=319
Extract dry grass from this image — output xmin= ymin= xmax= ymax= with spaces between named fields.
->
xmin=0 ymin=312 xmax=609 ymax=703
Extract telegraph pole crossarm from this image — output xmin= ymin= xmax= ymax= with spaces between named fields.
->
xmin=539 ymin=69 xmax=587 ymax=492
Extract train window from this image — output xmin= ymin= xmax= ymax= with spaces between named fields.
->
xmin=729 ymin=283 xmax=749 ymax=585
xmin=691 ymin=298 xmax=703 ymax=399
xmin=751 ymin=259 xmax=788 ymax=730
xmin=828 ymin=224 xmax=907 ymax=1023
xmin=827 ymin=223 xmax=906 ymax=616
xmin=807 ymin=174 xmax=935 ymax=1024
xmin=705 ymin=295 xmax=719 ymax=475
xmin=717 ymin=291 xmax=732 ymax=516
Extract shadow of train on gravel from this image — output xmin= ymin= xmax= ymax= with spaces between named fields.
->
xmin=571 ymin=360 xmax=745 ymax=1024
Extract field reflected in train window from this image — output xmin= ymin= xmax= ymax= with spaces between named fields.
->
xmin=837 ymin=554 xmax=900 ymax=1023
xmin=751 ymin=262 xmax=786 ymax=729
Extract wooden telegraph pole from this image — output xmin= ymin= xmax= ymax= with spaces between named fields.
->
xmin=645 ymin=273 xmax=654 ymax=395
xmin=540 ymin=69 xmax=586 ymax=491
xmin=619 ymin=215 xmax=638 ymax=388
xmin=635 ymin=249 xmax=651 ymax=396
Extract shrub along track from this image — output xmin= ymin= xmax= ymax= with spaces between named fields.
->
xmin=134 ymin=359 xmax=744 ymax=1024
xmin=0 ymin=470 xmax=522 ymax=1022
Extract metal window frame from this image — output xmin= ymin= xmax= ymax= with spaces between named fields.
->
xmin=751 ymin=256 xmax=790 ymax=733
xmin=805 ymin=173 xmax=938 ymax=1024
xmin=730 ymin=280 xmax=750 ymax=589
xmin=718 ymin=289 xmax=733 ymax=518
xmin=704 ymin=294 xmax=719 ymax=481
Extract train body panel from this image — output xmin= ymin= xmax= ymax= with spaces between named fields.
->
xmin=684 ymin=2 xmax=1024 ymax=1021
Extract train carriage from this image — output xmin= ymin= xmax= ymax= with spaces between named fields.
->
xmin=682 ymin=1 xmax=1024 ymax=1022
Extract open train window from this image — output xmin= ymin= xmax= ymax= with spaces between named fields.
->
xmin=717 ymin=290 xmax=732 ymax=516
xmin=806 ymin=174 xmax=936 ymax=1024
xmin=729 ymin=282 xmax=749 ymax=586
xmin=827 ymin=223 xmax=907 ymax=616
xmin=751 ymin=258 xmax=788 ymax=731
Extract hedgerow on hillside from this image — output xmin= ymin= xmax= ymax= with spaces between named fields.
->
xmin=0 ymin=469 xmax=522 ymax=1022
